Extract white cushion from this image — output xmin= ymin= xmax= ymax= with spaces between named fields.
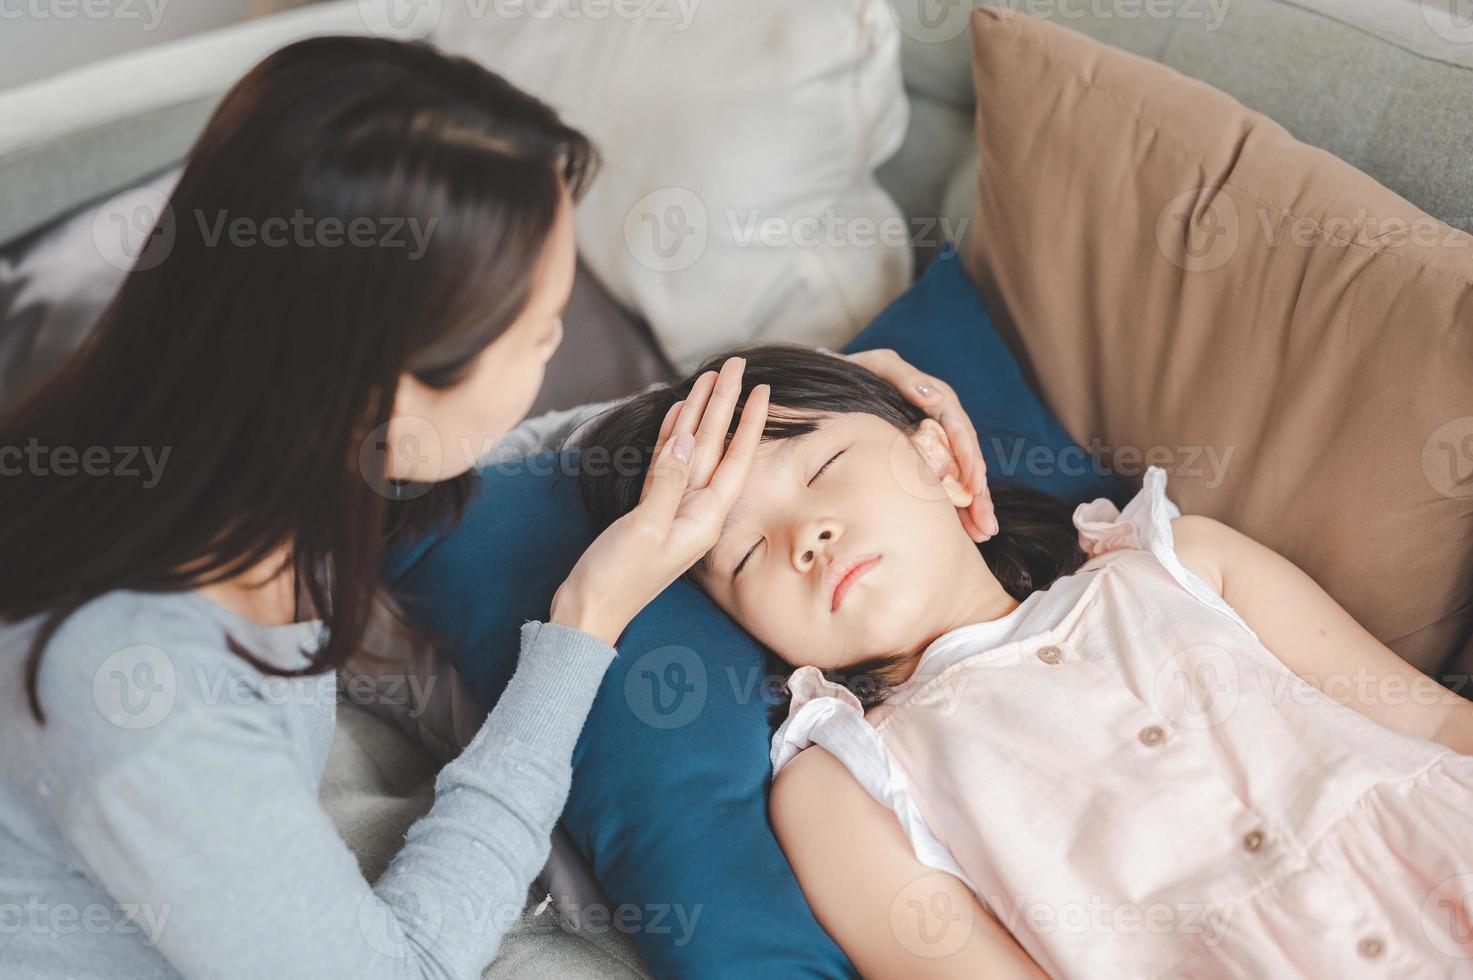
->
xmin=433 ymin=0 xmax=912 ymax=369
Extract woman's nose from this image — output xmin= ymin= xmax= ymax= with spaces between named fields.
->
xmin=791 ymin=518 xmax=843 ymax=572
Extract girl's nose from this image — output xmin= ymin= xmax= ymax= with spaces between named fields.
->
xmin=791 ymin=518 xmax=843 ymax=572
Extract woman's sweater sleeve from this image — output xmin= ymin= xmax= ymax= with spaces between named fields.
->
xmin=58 ymin=621 xmax=615 ymax=980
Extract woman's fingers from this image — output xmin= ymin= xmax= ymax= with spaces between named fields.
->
xmin=938 ymin=409 xmax=996 ymax=538
xmin=638 ymin=430 xmax=696 ymax=530
xmin=689 ymin=357 xmax=746 ymax=486
xmin=938 ymin=406 xmax=987 ymax=487
xmin=959 ymin=507 xmax=985 ymax=542
xmin=701 ymin=383 xmax=769 ymax=509
xmin=637 ymin=366 xmax=716 ymax=501
xmin=674 ymin=370 xmax=719 ymax=441
xmin=639 ymin=399 xmax=684 ymax=502
xmin=942 ymin=409 xmax=996 ymax=541
xmin=968 ymin=486 xmax=998 ymax=541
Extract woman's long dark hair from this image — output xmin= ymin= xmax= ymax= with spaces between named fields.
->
xmin=1 ymin=36 xmax=596 ymax=721
xmin=577 ymin=344 xmax=1087 ymax=715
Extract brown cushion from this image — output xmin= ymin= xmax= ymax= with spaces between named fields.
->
xmin=961 ymin=8 xmax=1473 ymax=673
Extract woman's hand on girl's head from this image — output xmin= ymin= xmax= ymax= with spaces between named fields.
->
xmin=551 ymin=358 xmax=770 ymax=647
xmin=835 ymin=348 xmax=998 ymax=542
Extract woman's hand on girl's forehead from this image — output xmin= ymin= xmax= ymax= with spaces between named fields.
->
xmin=829 ymin=348 xmax=998 ymax=540
xmin=552 ymin=357 xmax=770 ymax=645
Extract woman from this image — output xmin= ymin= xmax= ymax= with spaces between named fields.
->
xmin=0 ymin=37 xmax=994 ymax=979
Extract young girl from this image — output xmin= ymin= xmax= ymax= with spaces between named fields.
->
xmin=580 ymin=344 xmax=1473 ymax=979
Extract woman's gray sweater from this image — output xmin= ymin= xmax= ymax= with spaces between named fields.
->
xmin=0 ymin=588 xmax=615 ymax=979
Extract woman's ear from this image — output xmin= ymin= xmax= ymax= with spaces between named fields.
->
xmin=908 ymin=418 xmax=975 ymax=509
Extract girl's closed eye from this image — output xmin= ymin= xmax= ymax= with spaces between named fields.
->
xmin=809 ymin=448 xmax=847 ymax=485
xmin=733 ymin=538 xmax=762 ymax=580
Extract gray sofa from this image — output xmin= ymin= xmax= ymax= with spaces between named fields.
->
xmin=1 ymin=1 xmax=1468 ymax=976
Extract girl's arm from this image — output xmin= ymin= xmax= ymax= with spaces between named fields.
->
xmin=1171 ymin=515 xmax=1473 ymax=754
xmin=769 ymin=745 xmax=1046 ymax=979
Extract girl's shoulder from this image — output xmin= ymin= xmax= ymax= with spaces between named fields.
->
xmin=1073 ymin=467 xmax=1258 ymax=638
xmin=769 ymin=666 xmax=974 ymax=886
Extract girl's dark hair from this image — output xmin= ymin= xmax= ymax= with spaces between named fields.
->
xmin=1 ymin=36 xmax=597 ymax=721
xmin=577 ymin=344 xmax=1087 ymax=715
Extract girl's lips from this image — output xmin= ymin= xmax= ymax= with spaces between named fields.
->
xmin=830 ymin=555 xmax=882 ymax=612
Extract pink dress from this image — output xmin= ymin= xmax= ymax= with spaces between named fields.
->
xmin=773 ymin=467 xmax=1473 ymax=978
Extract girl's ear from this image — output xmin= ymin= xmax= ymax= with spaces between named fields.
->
xmin=908 ymin=418 xmax=975 ymax=509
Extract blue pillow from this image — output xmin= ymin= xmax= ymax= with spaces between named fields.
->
xmin=384 ymin=250 xmax=1126 ymax=978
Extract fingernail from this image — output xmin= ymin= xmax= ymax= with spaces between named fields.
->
xmin=916 ymin=383 xmax=940 ymax=399
xmin=672 ymin=432 xmax=694 ymax=463
xmin=815 ymin=346 xmax=832 ymax=354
